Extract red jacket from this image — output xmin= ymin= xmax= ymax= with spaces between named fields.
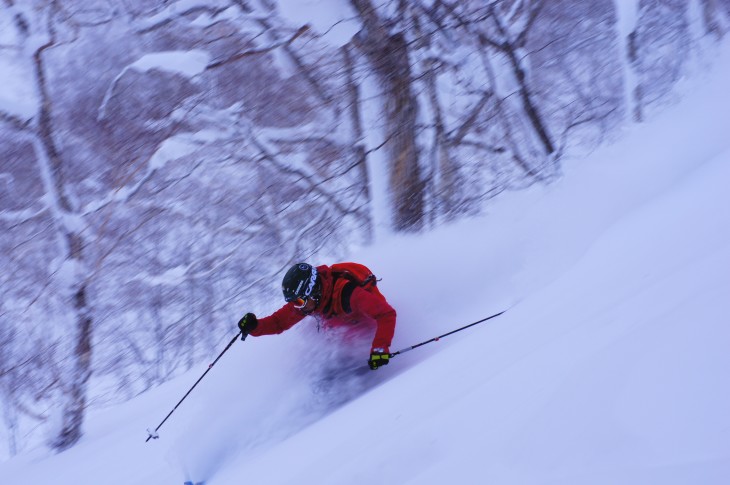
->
xmin=249 ymin=265 xmax=396 ymax=352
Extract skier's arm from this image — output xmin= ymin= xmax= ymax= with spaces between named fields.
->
xmin=248 ymin=303 xmax=306 ymax=336
xmin=350 ymin=287 xmax=397 ymax=351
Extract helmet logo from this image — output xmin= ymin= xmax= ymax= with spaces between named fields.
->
xmin=303 ymin=266 xmax=318 ymax=297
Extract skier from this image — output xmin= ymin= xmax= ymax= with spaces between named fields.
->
xmin=238 ymin=262 xmax=396 ymax=370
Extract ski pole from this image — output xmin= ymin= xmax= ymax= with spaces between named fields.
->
xmin=146 ymin=330 xmax=243 ymax=442
xmin=389 ymin=310 xmax=506 ymax=358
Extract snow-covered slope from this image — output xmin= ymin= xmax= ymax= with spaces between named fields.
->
xmin=3 ymin=43 xmax=730 ymax=485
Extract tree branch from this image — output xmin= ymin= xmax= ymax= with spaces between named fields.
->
xmin=206 ymin=24 xmax=309 ymax=69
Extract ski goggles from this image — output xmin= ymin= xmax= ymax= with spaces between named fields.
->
xmin=290 ymin=296 xmax=308 ymax=309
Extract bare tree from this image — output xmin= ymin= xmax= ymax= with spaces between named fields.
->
xmin=15 ymin=0 xmax=93 ymax=451
xmin=526 ymin=0 xmax=624 ymax=144
xmin=350 ymin=0 xmax=426 ymax=232
xmin=629 ymin=0 xmax=691 ymax=122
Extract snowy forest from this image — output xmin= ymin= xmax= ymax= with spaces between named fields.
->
xmin=1 ymin=0 xmax=729 ymax=459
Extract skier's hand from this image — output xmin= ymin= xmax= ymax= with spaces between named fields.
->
xmin=238 ymin=313 xmax=258 ymax=339
xmin=368 ymin=348 xmax=390 ymax=370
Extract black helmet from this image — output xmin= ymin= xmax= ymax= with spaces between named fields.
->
xmin=282 ymin=263 xmax=321 ymax=307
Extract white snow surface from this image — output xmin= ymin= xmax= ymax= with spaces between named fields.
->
xmin=3 ymin=42 xmax=730 ymax=485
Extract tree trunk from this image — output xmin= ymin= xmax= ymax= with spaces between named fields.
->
xmin=351 ymin=0 xmax=425 ymax=232
xmin=50 ymin=257 xmax=92 ymax=451
xmin=33 ymin=16 xmax=93 ymax=451
xmin=343 ymin=44 xmax=374 ymax=240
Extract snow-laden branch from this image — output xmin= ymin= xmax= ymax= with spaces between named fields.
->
xmin=134 ymin=1 xmax=247 ymax=33
xmin=205 ymin=24 xmax=310 ymax=69
xmin=97 ymin=50 xmax=211 ymax=121
xmin=0 ymin=206 xmax=47 ymax=222
xmin=247 ymin=128 xmax=357 ymax=218
xmin=97 ymin=21 xmax=309 ymax=121
xmin=79 ymin=127 xmax=229 ymax=215
xmin=0 ymin=110 xmax=33 ymax=131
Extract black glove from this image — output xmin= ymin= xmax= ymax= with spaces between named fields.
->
xmin=368 ymin=348 xmax=390 ymax=370
xmin=238 ymin=313 xmax=258 ymax=340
